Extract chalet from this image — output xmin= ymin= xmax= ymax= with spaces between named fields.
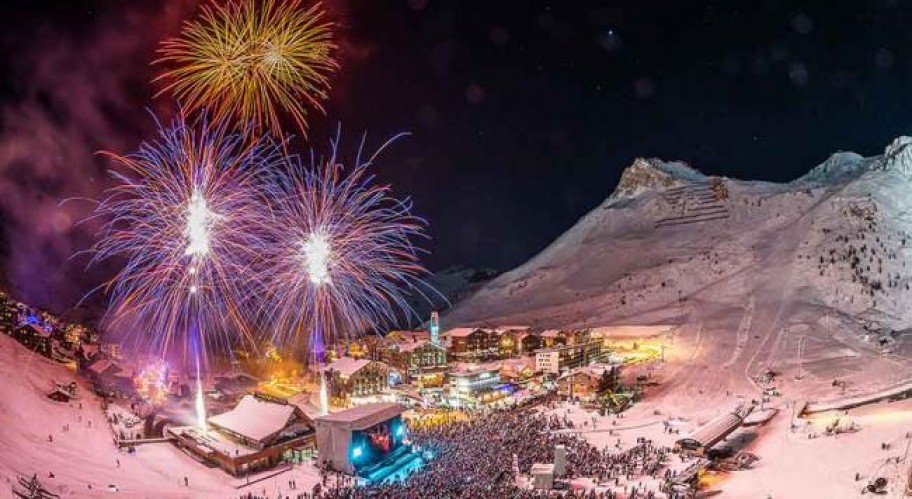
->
xmin=539 ymin=330 xmax=566 ymax=349
xmin=385 ymin=339 xmax=448 ymax=388
xmin=557 ymin=365 xmax=618 ymax=401
xmin=347 ymin=335 xmax=388 ymax=361
xmin=13 ymin=324 xmax=52 ymax=357
xmin=518 ymin=333 xmax=543 ymax=354
xmin=324 ymin=357 xmax=390 ymax=402
xmin=446 ymin=327 xmax=499 ymax=361
xmin=85 ymin=359 xmax=134 ymax=398
xmin=46 ymin=382 xmax=78 ymax=403
xmin=494 ymin=325 xmax=531 ymax=335
xmin=564 ymin=329 xmax=592 ymax=345
xmin=0 ymin=299 xmax=18 ymax=335
xmin=50 ymin=339 xmax=77 ymax=365
xmin=499 ymin=357 xmax=536 ymax=383
xmin=386 ymin=330 xmax=430 ymax=344
xmin=169 ymin=393 xmax=315 ymax=476
xmin=535 ymin=340 xmax=604 ymax=375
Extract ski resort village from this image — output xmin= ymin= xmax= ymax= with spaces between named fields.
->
xmin=7 ymin=137 xmax=912 ymax=498
xmin=6 ymin=2 xmax=912 ymax=498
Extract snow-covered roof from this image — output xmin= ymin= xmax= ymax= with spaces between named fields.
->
xmin=47 ymin=387 xmax=74 ymax=400
xmin=87 ymin=359 xmax=116 ymax=375
xmin=325 ymin=357 xmax=372 ymax=377
xmin=679 ymin=409 xmax=746 ymax=450
xmin=494 ymin=325 xmax=530 ymax=333
xmin=168 ymin=425 xmax=259 ymax=458
xmin=286 ymin=393 xmax=321 ymax=420
xmin=501 ymin=357 xmax=534 ymax=369
xmin=207 ymin=394 xmax=299 ymax=443
xmin=315 ymin=402 xmax=405 ymax=431
xmin=566 ymin=365 xmax=611 ymax=380
xmin=396 ymin=340 xmax=441 ymax=353
xmin=446 ymin=327 xmax=482 ymax=338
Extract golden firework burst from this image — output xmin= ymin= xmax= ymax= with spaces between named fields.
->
xmin=155 ymin=0 xmax=338 ymax=137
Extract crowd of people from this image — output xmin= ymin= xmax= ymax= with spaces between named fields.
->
xmin=245 ymin=395 xmax=691 ymax=499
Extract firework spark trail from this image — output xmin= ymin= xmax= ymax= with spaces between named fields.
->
xmin=259 ymin=132 xmax=434 ymax=355
xmin=155 ymin=0 xmax=338 ymax=137
xmin=89 ymin=115 xmax=281 ymax=363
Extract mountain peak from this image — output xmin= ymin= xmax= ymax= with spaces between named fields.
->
xmin=609 ymin=157 xmax=707 ymax=201
xmin=882 ymin=136 xmax=912 ymax=174
xmin=795 ymin=151 xmax=867 ymax=184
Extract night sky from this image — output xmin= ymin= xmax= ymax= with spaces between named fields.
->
xmin=2 ymin=0 xmax=912 ymax=311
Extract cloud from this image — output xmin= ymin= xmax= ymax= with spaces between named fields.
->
xmin=0 ymin=1 xmax=194 ymax=317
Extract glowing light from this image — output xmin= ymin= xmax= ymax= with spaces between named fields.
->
xmin=319 ymin=370 xmax=329 ymax=416
xmin=184 ymin=189 xmax=213 ymax=257
xmin=301 ymin=231 xmax=331 ymax=285
xmin=352 ymin=445 xmax=363 ymax=459
xmin=258 ymin=132 xmax=434 ymax=352
xmin=195 ymin=376 xmax=207 ymax=432
xmin=135 ymin=361 xmax=169 ymax=404
xmin=90 ymin=115 xmax=281 ymax=359
xmin=395 ymin=425 xmax=405 ymax=437
xmin=155 ymin=0 xmax=338 ymax=137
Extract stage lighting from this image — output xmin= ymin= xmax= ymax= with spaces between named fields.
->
xmin=352 ymin=445 xmax=363 ymax=459
xmin=396 ymin=425 xmax=406 ymax=437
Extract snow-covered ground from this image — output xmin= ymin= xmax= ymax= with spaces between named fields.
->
xmin=718 ymin=399 xmax=912 ymax=497
xmin=450 ymin=140 xmax=912 ymax=329
xmin=445 ymin=137 xmax=912 ymax=439
xmin=9 ymin=138 xmax=912 ymax=497
xmin=541 ymin=391 xmax=912 ymax=498
xmin=0 ymin=334 xmax=327 ymax=498
xmin=4 ymin=317 xmax=912 ymax=497
xmin=452 ymin=137 xmax=912 ymax=497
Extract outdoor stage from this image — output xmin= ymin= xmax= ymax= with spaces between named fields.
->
xmin=314 ymin=402 xmax=423 ymax=482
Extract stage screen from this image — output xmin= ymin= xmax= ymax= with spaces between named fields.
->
xmin=350 ymin=415 xmax=406 ymax=470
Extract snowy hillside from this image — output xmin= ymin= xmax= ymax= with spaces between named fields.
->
xmin=445 ymin=137 xmax=912 ymax=397
xmin=403 ymin=266 xmax=498 ymax=326
xmin=0 ymin=334 xmax=325 ymax=497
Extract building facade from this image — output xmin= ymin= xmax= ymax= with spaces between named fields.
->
xmin=385 ymin=340 xmax=448 ymax=388
xmin=447 ymin=328 xmax=500 ymax=361
xmin=519 ymin=333 xmax=543 ymax=355
xmin=448 ymin=365 xmax=502 ymax=406
xmin=169 ymin=393 xmax=315 ymax=476
xmin=325 ymin=357 xmax=390 ymax=403
xmin=13 ymin=324 xmax=52 ymax=357
xmin=535 ymin=340 xmax=604 ymax=375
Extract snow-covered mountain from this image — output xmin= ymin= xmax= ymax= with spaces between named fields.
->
xmin=401 ymin=266 xmax=498 ymax=329
xmin=445 ymin=137 xmax=912 ymax=395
